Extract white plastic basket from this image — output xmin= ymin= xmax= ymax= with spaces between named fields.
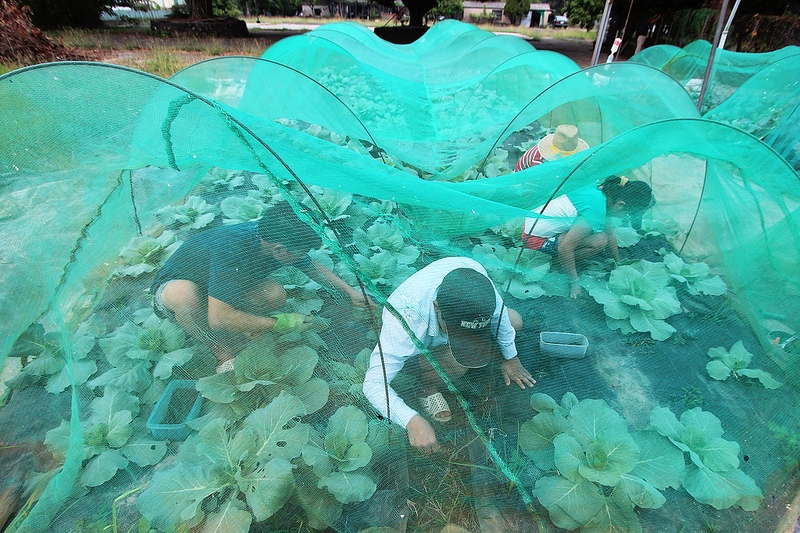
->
xmin=540 ymin=332 xmax=588 ymax=359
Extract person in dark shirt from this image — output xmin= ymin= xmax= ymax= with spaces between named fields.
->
xmin=151 ymin=202 xmax=368 ymax=373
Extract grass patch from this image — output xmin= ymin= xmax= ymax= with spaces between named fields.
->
xmin=0 ymin=18 xmax=594 ymax=76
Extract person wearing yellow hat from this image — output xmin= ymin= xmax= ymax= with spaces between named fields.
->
xmin=514 ymin=124 xmax=590 ymax=172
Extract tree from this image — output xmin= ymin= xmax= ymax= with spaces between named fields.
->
xmin=19 ymin=0 xmax=111 ymax=28
xmin=429 ymin=0 xmax=463 ymax=19
xmin=187 ymin=0 xmax=213 ymax=18
xmin=504 ymin=0 xmax=530 ymax=24
xmin=402 ymin=0 xmax=438 ymax=25
xmin=563 ymin=0 xmax=605 ymax=29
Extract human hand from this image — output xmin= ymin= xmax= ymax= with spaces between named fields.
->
xmin=501 ymin=357 xmax=536 ymax=389
xmin=271 ymin=313 xmax=312 ymax=334
xmin=407 ymin=415 xmax=440 ymax=453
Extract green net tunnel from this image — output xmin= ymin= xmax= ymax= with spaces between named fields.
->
xmin=1 ymin=20 xmax=800 ymax=533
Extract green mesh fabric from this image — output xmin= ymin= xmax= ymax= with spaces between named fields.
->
xmin=629 ymin=39 xmax=800 ymax=170
xmin=1 ymin=20 xmax=800 ymax=533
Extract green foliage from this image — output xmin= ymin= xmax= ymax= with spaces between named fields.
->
xmin=662 ymin=252 xmax=727 ymax=296
xmin=681 ymin=386 xmax=704 ymax=409
xmin=503 ymin=0 xmax=529 ymax=25
xmin=562 ymin=0 xmax=604 ymax=30
xmin=429 ymin=0 xmax=463 ymax=19
xmin=220 ymin=195 xmax=269 ymax=224
xmin=156 ymin=195 xmax=217 ymax=230
xmin=91 ymin=309 xmax=199 ymax=393
xmin=136 ymin=394 xmax=378 ymax=530
xmin=650 ymin=406 xmax=763 ymax=510
xmin=768 ymin=422 xmax=800 ymax=469
xmin=7 ymin=315 xmax=103 ymax=394
xmin=581 ymin=260 xmax=682 ymax=341
xmin=213 ymin=0 xmax=241 ymax=16
xmin=706 ymin=341 xmax=782 ymax=389
xmin=115 ymin=231 xmax=182 ymax=278
xmin=519 ymin=393 xmax=764 ymax=530
xmin=472 ymin=243 xmax=550 ymax=299
xmin=45 ymin=386 xmax=167 ymax=487
xmin=469 ymin=5 xmax=496 ymax=24
xmin=519 ymin=393 xmax=681 ymax=532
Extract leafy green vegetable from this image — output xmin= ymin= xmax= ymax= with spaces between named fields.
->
xmin=45 ymin=386 xmax=166 ymax=488
xmin=115 ymin=231 xmax=181 ymax=278
xmin=196 ymin=332 xmax=329 ymax=420
xmin=662 ymin=252 xmax=727 ymax=296
xmin=582 ymin=260 xmax=682 ymax=340
xmin=649 ymin=406 xmax=763 ymax=510
xmin=303 ymin=405 xmax=377 ymax=504
xmin=156 ymin=195 xmax=217 ymax=230
xmin=706 ymin=341 xmax=782 ymax=389
xmin=472 ymin=243 xmax=549 ymax=299
xmin=92 ymin=310 xmax=196 ymax=393
xmin=521 ymin=393 xmax=677 ymax=532
xmin=336 ymin=251 xmax=416 ymax=291
xmin=220 ymin=195 xmax=269 ymax=224
xmin=353 ymin=220 xmax=420 ymax=265
xmin=7 ymin=316 xmax=103 ymax=394
xmin=302 ymin=185 xmax=352 ymax=221
xmin=138 ymin=392 xmax=309 ymax=530
xmin=613 ymin=225 xmax=642 ymax=248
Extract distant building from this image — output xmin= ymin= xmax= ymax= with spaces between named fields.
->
xmin=463 ymin=2 xmax=551 ymax=27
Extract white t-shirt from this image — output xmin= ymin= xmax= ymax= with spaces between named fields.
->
xmin=522 ymin=194 xmax=578 ymax=237
xmin=362 ymin=257 xmax=518 ymax=429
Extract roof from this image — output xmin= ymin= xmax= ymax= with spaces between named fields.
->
xmin=462 ymin=2 xmax=551 ymax=9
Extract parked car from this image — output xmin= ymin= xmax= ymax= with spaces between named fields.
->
xmin=550 ymin=15 xmax=569 ymax=28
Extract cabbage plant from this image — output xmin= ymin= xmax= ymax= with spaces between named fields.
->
xmin=519 ymin=393 xmax=683 ymax=532
xmin=7 ymin=315 xmax=103 ymax=394
xmin=136 ymin=394 xmax=379 ymax=531
xmin=662 ymin=252 xmax=727 ymax=296
xmin=115 ymin=230 xmax=181 ymax=278
xmin=155 ymin=195 xmax=217 ymax=230
xmin=45 ymin=386 xmax=167 ymax=488
xmin=91 ymin=309 xmax=196 ymax=394
xmin=706 ymin=340 xmax=782 ymax=389
xmin=220 ymin=195 xmax=269 ymax=224
xmin=650 ymin=406 xmax=763 ymax=510
xmin=353 ymin=219 xmax=420 ymax=265
xmin=519 ymin=393 xmax=763 ymax=531
xmin=582 ymin=260 xmax=682 ymax=340
xmin=472 ymin=243 xmax=550 ymax=299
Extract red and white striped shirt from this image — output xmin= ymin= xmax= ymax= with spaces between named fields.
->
xmin=514 ymin=145 xmax=545 ymax=172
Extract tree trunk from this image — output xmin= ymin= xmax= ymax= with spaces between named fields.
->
xmin=187 ymin=0 xmax=213 ymax=19
xmin=402 ymin=0 xmax=436 ymax=26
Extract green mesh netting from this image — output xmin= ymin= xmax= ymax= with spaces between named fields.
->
xmin=629 ymin=40 xmax=800 ymax=171
xmin=1 ymin=20 xmax=800 ymax=533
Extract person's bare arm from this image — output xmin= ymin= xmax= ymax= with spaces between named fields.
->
xmin=207 ymin=296 xmax=276 ymax=336
xmin=557 ymin=220 xmax=592 ymax=297
xmin=306 ymin=261 xmax=373 ymax=307
xmin=605 ymin=221 xmax=621 ymax=262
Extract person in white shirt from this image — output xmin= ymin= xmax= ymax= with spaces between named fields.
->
xmin=362 ymin=257 xmax=535 ymax=453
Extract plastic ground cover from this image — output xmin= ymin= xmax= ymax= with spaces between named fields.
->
xmin=1 ymin=20 xmax=799 ymax=533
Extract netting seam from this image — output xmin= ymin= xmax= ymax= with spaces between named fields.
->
xmin=161 ymin=94 xmax=197 ymax=171
xmin=54 ymin=169 xmax=126 ymax=299
xmin=127 ymin=170 xmax=143 ymax=235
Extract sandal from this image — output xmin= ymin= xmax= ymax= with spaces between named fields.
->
xmin=215 ymin=358 xmax=235 ymax=374
xmin=419 ymin=392 xmax=452 ymax=423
